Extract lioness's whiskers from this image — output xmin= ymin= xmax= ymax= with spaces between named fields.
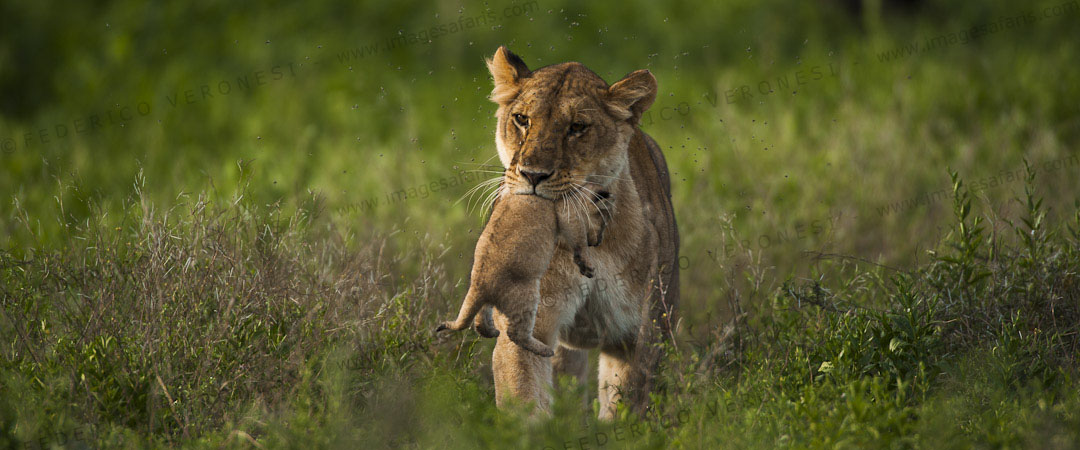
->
xmin=573 ymin=184 xmax=605 ymax=223
xmin=579 ymin=190 xmax=595 ymax=230
xmin=562 ymin=188 xmax=580 ymax=227
xmin=458 ymin=176 xmax=502 ymax=207
xmin=562 ymin=190 xmax=572 ymax=224
xmin=473 ymin=179 xmax=505 ymax=216
xmin=574 ymin=183 xmax=612 ymax=223
xmin=568 ymin=186 xmax=592 ymax=231
xmin=455 ymin=153 xmax=502 ymax=169
xmin=572 ymin=184 xmax=605 ymax=226
xmin=457 ymin=162 xmax=502 ymax=167
xmin=480 ymin=184 xmax=504 ymax=218
xmin=457 ymin=175 xmax=504 ymax=215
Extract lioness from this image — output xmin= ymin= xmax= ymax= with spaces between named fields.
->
xmin=480 ymin=46 xmax=679 ymax=419
xmin=437 ymin=187 xmax=614 ymax=357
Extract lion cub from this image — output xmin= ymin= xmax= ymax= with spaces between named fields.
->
xmin=437 ymin=189 xmax=614 ymax=357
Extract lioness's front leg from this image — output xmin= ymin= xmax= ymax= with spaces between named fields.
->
xmin=492 ymin=330 xmax=555 ymax=413
xmin=492 ymin=257 xmax=582 ymax=415
xmin=598 ymin=346 xmax=633 ymax=420
xmin=492 ymin=293 xmax=558 ymax=413
xmin=552 ymin=345 xmax=589 ymax=408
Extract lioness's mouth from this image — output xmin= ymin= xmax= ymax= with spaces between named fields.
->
xmin=515 ymin=189 xmax=556 ymax=201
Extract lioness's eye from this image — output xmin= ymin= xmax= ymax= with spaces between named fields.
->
xmin=569 ymin=122 xmax=589 ymax=135
xmin=513 ymin=114 xmax=529 ymax=128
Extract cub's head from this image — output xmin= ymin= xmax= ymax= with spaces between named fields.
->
xmin=486 ymin=46 xmax=657 ymax=200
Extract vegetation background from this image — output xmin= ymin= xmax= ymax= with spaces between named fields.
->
xmin=1 ymin=0 xmax=1079 ymax=447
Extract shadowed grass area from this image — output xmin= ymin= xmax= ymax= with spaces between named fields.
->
xmin=2 ymin=167 xmax=1079 ymax=448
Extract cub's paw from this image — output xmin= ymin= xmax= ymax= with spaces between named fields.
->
xmin=573 ymin=252 xmax=595 ymax=278
xmin=436 ymin=321 xmax=463 ymax=333
xmin=587 ymin=226 xmax=605 ymax=247
xmin=533 ymin=346 xmax=555 ymax=358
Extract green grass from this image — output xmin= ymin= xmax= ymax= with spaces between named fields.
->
xmin=2 ymin=0 xmax=1080 ymax=447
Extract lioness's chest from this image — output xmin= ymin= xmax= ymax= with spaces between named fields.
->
xmin=556 ymin=234 xmax=656 ymax=349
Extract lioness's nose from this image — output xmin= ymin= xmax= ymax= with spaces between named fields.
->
xmin=520 ymin=169 xmax=553 ymax=187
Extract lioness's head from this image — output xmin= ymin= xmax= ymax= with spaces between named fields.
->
xmin=486 ymin=46 xmax=657 ymax=200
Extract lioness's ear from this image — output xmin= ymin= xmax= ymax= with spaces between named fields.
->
xmin=486 ymin=46 xmax=530 ymax=104
xmin=606 ymin=69 xmax=658 ymax=124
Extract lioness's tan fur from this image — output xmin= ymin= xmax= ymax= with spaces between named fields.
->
xmin=479 ymin=46 xmax=679 ymax=419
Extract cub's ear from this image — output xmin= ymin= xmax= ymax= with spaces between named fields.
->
xmin=486 ymin=46 xmax=530 ymax=104
xmin=606 ymin=69 xmax=658 ymax=125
